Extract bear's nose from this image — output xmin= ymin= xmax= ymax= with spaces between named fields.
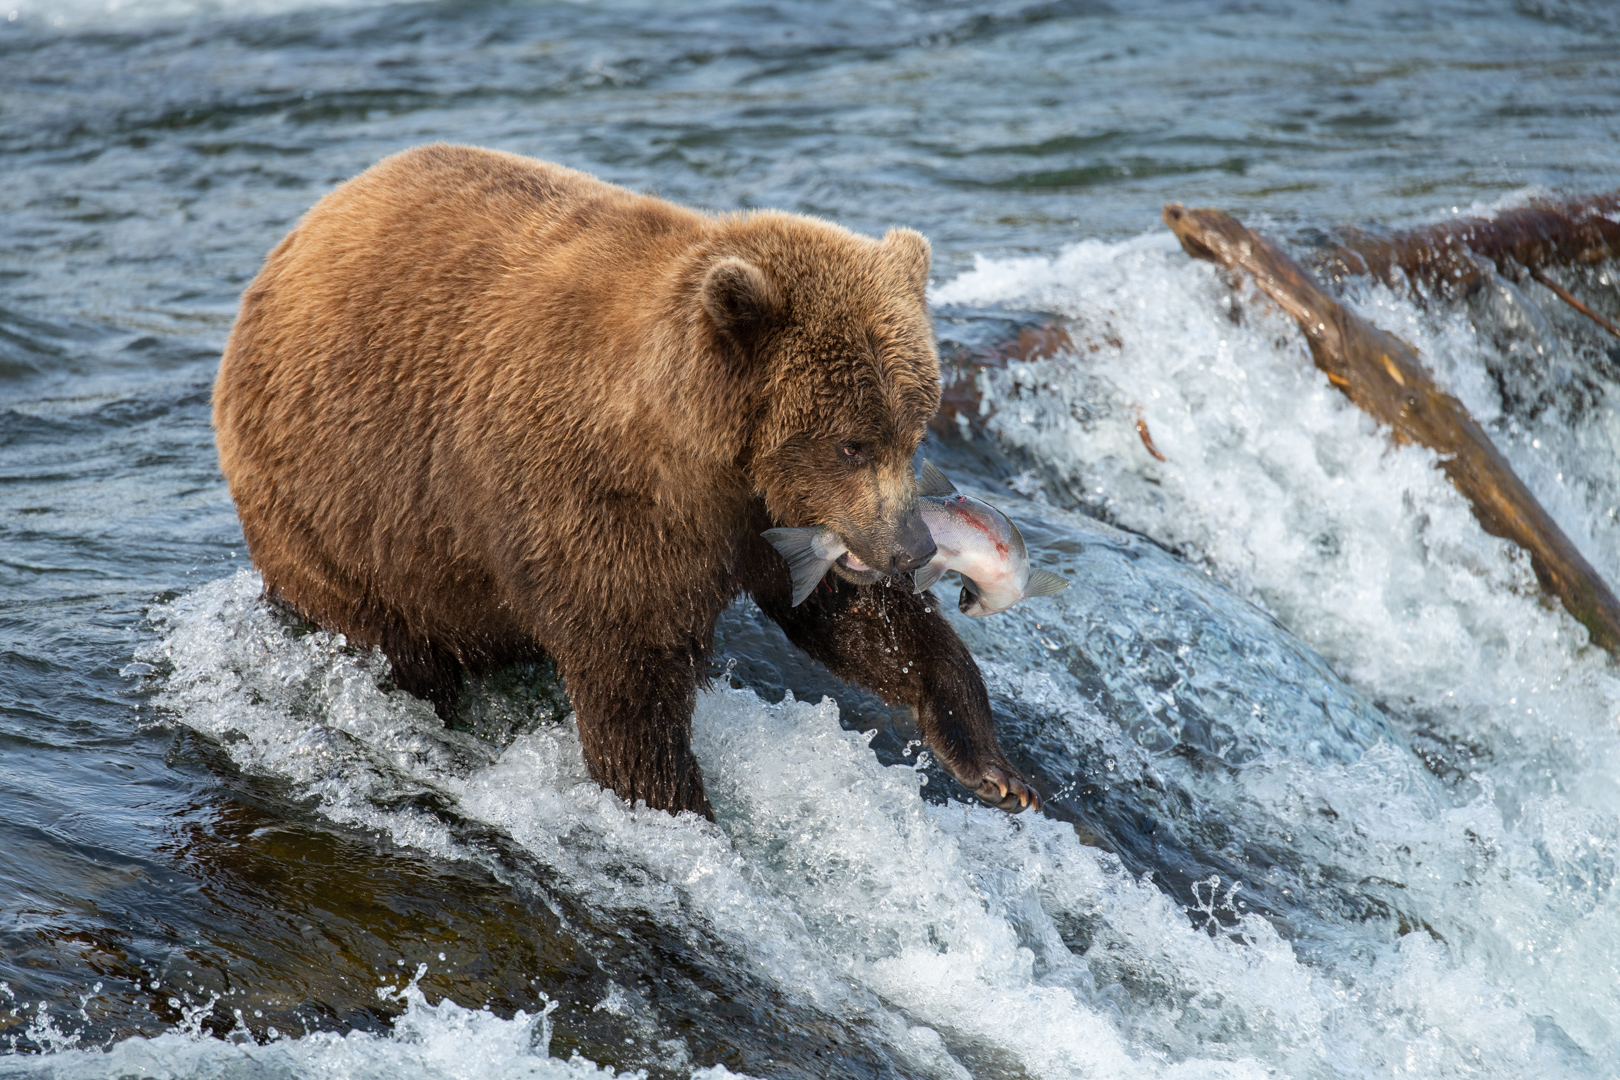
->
xmin=889 ymin=510 xmax=937 ymax=573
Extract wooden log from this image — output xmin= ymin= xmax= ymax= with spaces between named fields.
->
xmin=1164 ymin=203 xmax=1620 ymax=656
xmin=1315 ymin=191 xmax=1620 ymax=296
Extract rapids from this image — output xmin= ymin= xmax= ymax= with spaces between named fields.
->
xmin=5 ymin=1 xmax=1620 ymax=1077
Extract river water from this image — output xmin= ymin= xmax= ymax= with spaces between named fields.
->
xmin=5 ymin=1 xmax=1620 ymax=1077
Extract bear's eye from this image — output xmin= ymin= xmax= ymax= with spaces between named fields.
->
xmin=838 ymin=443 xmax=870 ymax=467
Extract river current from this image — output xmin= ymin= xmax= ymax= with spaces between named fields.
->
xmin=5 ymin=2 xmax=1620 ymax=1077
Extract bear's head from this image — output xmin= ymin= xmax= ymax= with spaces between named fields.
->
xmin=704 ymin=215 xmax=941 ymax=586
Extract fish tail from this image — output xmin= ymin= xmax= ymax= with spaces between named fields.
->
xmin=762 ymin=528 xmax=838 ymax=607
xmin=1024 ymin=568 xmax=1069 ymax=597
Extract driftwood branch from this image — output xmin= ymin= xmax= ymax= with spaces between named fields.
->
xmin=1164 ymin=203 xmax=1620 ymax=656
xmin=1525 ymin=266 xmax=1620 ymax=341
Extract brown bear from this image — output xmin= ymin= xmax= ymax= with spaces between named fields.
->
xmin=213 ymin=143 xmax=1039 ymax=819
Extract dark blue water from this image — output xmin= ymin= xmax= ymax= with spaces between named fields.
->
xmin=5 ymin=2 xmax=1620 ymax=1077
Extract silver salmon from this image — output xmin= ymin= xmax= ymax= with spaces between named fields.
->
xmin=912 ymin=460 xmax=1068 ymax=616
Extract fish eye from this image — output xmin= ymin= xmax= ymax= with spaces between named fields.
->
xmin=837 ymin=443 xmax=870 ymax=467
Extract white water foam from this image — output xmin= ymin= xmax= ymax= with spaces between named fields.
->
xmin=3 ymin=972 xmax=626 ymax=1080
xmin=10 ymin=563 xmax=1605 ymax=1078
xmin=113 ymin=570 xmax=1276 ymax=1079
xmin=934 ymin=235 xmax=1620 ymax=1072
xmin=0 ymin=570 xmax=1252 ymax=1077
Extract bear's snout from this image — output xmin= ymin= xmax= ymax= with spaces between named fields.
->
xmin=889 ymin=508 xmax=937 ymax=574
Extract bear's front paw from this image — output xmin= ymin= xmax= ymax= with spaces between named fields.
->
xmin=971 ymin=764 xmax=1043 ymax=814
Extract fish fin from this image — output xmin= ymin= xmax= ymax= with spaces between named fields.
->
xmin=1024 ymin=568 xmax=1070 ymax=597
xmin=916 ymin=459 xmax=958 ymax=498
xmin=913 ymin=560 xmax=948 ymax=595
xmin=762 ymin=528 xmax=836 ymax=606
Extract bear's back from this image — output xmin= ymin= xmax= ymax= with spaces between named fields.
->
xmin=223 ymin=145 xmax=699 ymax=385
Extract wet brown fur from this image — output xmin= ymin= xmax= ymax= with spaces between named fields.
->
xmin=214 ymin=143 xmax=1036 ymax=818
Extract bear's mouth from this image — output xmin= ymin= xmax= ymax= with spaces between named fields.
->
xmin=837 ymin=551 xmax=874 ymax=573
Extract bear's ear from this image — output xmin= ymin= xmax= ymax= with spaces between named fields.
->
xmin=883 ymin=228 xmax=931 ymax=299
xmin=702 ymin=257 xmax=783 ymax=348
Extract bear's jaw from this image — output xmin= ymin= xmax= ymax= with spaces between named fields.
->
xmin=837 ymin=550 xmax=874 ymax=573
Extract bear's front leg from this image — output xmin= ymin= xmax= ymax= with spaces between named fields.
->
xmin=555 ymin=636 xmax=714 ymax=820
xmin=744 ymin=538 xmax=1041 ymax=813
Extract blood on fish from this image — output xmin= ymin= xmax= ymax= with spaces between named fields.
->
xmin=954 ymin=506 xmax=1010 ymax=557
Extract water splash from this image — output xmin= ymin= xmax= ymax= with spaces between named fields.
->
xmin=4 ymin=966 xmax=626 ymax=1080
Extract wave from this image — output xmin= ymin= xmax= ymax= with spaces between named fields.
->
xmin=1 ymin=970 xmax=648 ymax=1080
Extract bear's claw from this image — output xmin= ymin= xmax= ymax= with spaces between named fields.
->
xmin=973 ymin=765 xmax=1042 ymax=814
